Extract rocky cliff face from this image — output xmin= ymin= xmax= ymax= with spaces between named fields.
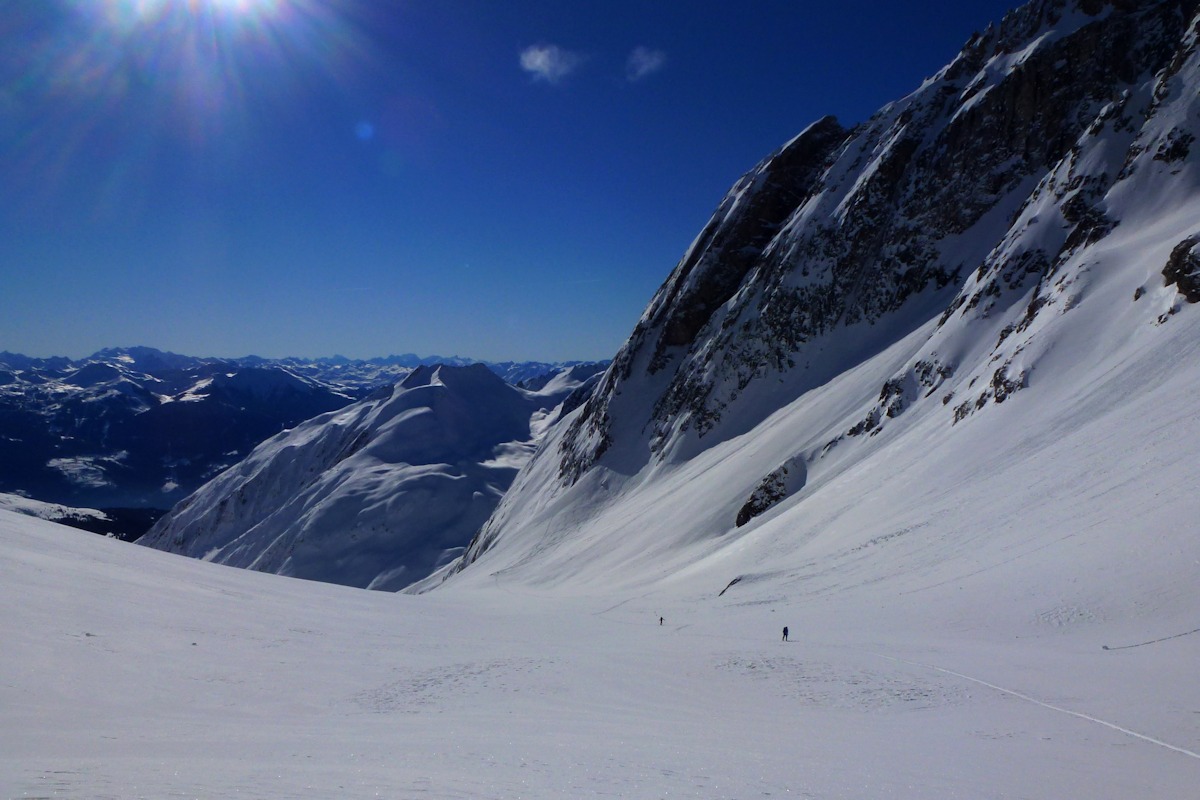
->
xmin=444 ymin=0 xmax=1200 ymax=583
xmin=567 ymin=0 xmax=1196 ymax=472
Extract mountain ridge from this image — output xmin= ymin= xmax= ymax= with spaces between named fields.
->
xmin=0 ymin=345 xmax=605 ymax=513
xmin=427 ymin=0 xmax=1200 ymax=591
xmin=138 ymin=362 xmax=604 ymax=590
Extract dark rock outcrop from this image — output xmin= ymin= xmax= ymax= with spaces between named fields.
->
xmin=1163 ymin=236 xmax=1200 ymax=301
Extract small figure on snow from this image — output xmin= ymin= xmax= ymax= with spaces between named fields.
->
xmin=782 ymin=626 xmax=789 ymax=642
xmin=659 ymin=616 xmax=664 ymax=626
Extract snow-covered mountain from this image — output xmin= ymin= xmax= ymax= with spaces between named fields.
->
xmin=0 ymin=492 xmax=162 ymax=541
xmin=237 ymin=352 xmax=598 ymax=395
xmin=428 ymin=0 xmax=1200 ymax=594
xmin=0 ymin=492 xmax=106 ymax=528
xmin=0 ymin=347 xmax=603 ymax=511
xmin=138 ymin=363 xmax=604 ymax=590
xmin=0 ymin=348 xmax=356 ymax=510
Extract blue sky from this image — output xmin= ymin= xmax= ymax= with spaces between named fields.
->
xmin=1 ymin=0 xmax=1018 ymax=362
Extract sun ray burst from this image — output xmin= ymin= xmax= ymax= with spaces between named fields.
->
xmin=5 ymin=0 xmax=373 ymax=214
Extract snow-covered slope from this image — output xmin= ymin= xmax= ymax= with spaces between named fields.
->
xmin=139 ymin=364 xmax=599 ymax=590
xmin=6 ymin=504 xmax=1200 ymax=798
xmin=433 ymin=0 xmax=1200 ymax=595
xmin=0 ymin=492 xmax=107 ymax=526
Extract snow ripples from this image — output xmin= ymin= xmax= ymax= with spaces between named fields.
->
xmin=716 ymin=653 xmax=969 ymax=712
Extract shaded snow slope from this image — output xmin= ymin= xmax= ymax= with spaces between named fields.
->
xmin=5 ymin=510 xmax=1199 ymax=798
xmin=139 ymin=364 xmax=596 ymax=590
xmin=437 ymin=0 xmax=1200 ymax=595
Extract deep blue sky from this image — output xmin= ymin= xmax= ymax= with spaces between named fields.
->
xmin=1 ymin=0 xmax=1018 ymax=362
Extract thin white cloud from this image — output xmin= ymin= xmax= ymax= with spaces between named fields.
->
xmin=519 ymin=44 xmax=584 ymax=84
xmin=626 ymin=46 xmax=666 ymax=82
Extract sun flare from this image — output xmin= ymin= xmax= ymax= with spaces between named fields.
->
xmin=50 ymin=0 xmax=367 ymax=141
xmin=117 ymin=0 xmax=285 ymax=21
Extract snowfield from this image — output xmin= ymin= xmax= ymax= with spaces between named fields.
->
xmin=3 ymin=504 xmax=1197 ymax=799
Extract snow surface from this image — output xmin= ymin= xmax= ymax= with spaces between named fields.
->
xmin=3 ymin=508 xmax=1198 ymax=799
xmin=0 ymin=492 xmax=107 ymax=524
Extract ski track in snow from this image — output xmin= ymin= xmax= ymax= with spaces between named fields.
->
xmin=1102 ymin=626 xmax=1200 ymax=651
xmin=865 ymin=650 xmax=1200 ymax=762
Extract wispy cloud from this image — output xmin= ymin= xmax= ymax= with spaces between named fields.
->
xmin=626 ymin=46 xmax=666 ymax=82
xmin=519 ymin=44 xmax=584 ymax=84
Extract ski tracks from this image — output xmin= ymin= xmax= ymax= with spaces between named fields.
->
xmin=865 ymin=650 xmax=1200 ymax=762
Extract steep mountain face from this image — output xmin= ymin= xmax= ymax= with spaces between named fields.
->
xmin=138 ymin=364 xmax=601 ymax=590
xmin=0 ymin=347 xmax=604 ymax=509
xmin=433 ymin=0 xmax=1200 ymax=590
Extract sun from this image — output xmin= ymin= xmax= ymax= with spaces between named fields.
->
xmin=52 ymin=0 xmax=367 ymax=144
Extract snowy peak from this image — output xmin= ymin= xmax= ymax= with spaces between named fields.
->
xmin=647 ymin=115 xmax=849 ymax=352
xmin=89 ymin=346 xmax=206 ymax=373
xmin=399 ymin=361 xmax=502 ymax=393
xmin=139 ymin=364 xmax=595 ymax=591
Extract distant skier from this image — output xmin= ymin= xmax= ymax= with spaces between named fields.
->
xmin=659 ymin=616 xmax=664 ymax=626
xmin=782 ymin=626 xmax=789 ymax=642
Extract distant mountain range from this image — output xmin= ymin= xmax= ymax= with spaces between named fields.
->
xmin=0 ymin=346 xmax=603 ymax=518
xmin=0 ymin=492 xmax=160 ymax=542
